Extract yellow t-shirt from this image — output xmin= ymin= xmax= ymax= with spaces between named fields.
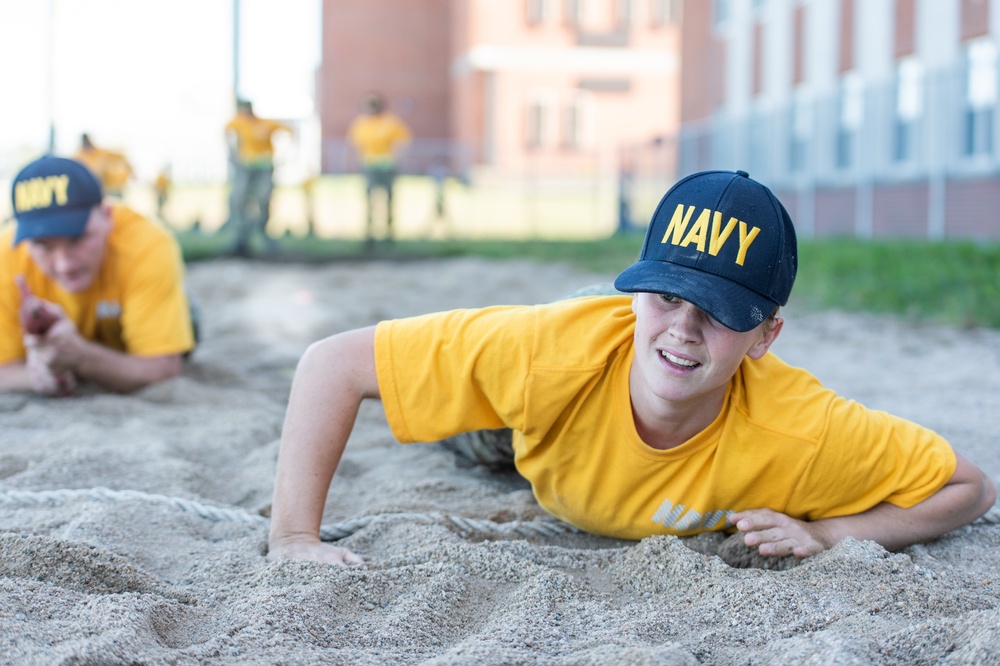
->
xmin=226 ymin=114 xmax=291 ymax=166
xmin=0 ymin=205 xmax=195 ymax=364
xmin=347 ymin=112 xmax=411 ymax=167
xmin=375 ymin=297 xmax=956 ymax=540
xmin=74 ymin=147 xmax=133 ymax=195
xmin=154 ymin=171 xmax=171 ymax=196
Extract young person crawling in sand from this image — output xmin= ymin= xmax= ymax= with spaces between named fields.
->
xmin=267 ymin=170 xmax=995 ymax=565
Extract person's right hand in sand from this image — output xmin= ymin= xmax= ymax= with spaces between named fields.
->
xmin=266 ymin=539 xmax=363 ymax=565
xmin=267 ymin=170 xmax=995 ymax=566
xmin=22 ymin=304 xmax=78 ymax=396
xmin=732 ymin=450 xmax=993 ymax=558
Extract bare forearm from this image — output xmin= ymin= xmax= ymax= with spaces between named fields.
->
xmin=0 ymin=362 xmax=32 ymax=392
xmin=70 ymin=341 xmax=182 ymax=393
xmin=268 ymin=328 xmax=380 ymax=552
xmin=269 ymin=354 xmax=360 ymax=545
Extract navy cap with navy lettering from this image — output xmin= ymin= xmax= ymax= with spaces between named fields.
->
xmin=10 ymin=155 xmax=103 ymax=245
xmin=614 ymin=170 xmax=797 ymax=332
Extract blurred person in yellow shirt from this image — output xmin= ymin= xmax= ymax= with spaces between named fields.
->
xmin=0 ymin=155 xmax=197 ymax=396
xmin=75 ymin=133 xmax=134 ymax=199
xmin=347 ymin=92 xmax=411 ymax=248
xmin=224 ymin=99 xmax=292 ymax=257
xmin=154 ymin=165 xmax=172 ymax=223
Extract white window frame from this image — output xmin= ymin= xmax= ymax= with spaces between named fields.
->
xmin=564 ymin=0 xmax=587 ymax=27
xmin=525 ymin=91 xmax=556 ymax=149
xmin=615 ymin=0 xmax=634 ymax=29
xmin=649 ymin=0 xmax=681 ymax=26
xmin=561 ymin=91 xmax=596 ymax=150
xmin=526 ymin=0 xmax=549 ymax=26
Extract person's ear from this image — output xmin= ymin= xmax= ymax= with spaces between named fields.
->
xmin=746 ymin=317 xmax=783 ymax=360
xmin=631 ymin=292 xmax=639 ymax=315
xmin=92 ymin=204 xmax=114 ymax=235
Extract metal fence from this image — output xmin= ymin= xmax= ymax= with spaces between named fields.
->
xmin=319 ymin=137 xmax=676 ymax=240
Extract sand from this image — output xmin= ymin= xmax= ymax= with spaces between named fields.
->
xmin=1 ymin=256 xmax=999 ymax=665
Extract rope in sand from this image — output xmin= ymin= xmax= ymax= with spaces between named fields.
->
xmin=0 ymin=487 xmax=582 ymax=541
xmin=3 ymin=487 xmax=998 ymax=542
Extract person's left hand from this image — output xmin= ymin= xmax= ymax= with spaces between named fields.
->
xmin=24 ymin=340 xmax=76 ymax=395
xmin=730 ymin=508 xmax=834 ymax=558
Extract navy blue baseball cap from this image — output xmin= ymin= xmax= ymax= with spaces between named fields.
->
xmin=614 ymin=170 xmax=797 ymax=332
xmin=10 ymin=155 xmax=103 ymax=245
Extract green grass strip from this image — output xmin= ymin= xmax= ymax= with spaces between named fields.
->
xmin=179 ymin=232 xmax=1000 ymax=329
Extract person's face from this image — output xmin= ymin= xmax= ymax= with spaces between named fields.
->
xmin=630 ymin=292 xmax=782 ymax=407
xmin=26 ymin=205 xmax=112 ymax=293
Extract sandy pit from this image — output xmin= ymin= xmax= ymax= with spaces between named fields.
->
xmin=2 ymin=256 xmax=999 ymax=664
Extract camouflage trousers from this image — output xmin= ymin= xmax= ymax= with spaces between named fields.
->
xmin=438 ymin=282 xmax=622 ymax=469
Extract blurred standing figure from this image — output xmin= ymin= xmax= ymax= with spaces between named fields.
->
xmin=75 ymin=134 xmax=134 ymax=199
xmin=154 ymin=165 xmax=172 ymax=223
xmin=301 ymin=174 xmax=319 ymax=238
xmin=224 ymin=99 xmax=292 ymax=257
xmin=347 ymin=92 xmax=411 ymax=247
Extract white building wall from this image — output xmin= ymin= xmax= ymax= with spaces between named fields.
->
xmin=807 ymin=0 xmax=838 ymax=96
xmin=767 ymin=0 xmax=794 ymax=107
xmin=855 ymin=0 xmax=893 ymax=85
xmin=678 ymin=0 xmax=1000 ymax=238
xmin=726 ymin=0 xmax=753 ymax=117
xmin=920 ymin=1 xmax=960 ymax=69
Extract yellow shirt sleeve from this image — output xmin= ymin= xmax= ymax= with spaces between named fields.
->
xmin=375 ymin=305 xmax=535 ymax=443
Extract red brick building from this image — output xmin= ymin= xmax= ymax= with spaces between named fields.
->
xmin=319 ymin=0 xmax=682 ymax=183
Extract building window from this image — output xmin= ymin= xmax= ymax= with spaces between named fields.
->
xmin=650 ymin=0 xmax=680 ymax=26
xmin=526 ymin=0 xmax=549 ymax=25
xmin=963 ymin=38 xmax=997 ymax=158
xmin=564 ymin=0 xmax=586 ymax=27
xmin=893 ymin=57 xmax=923 ymax=163
xmin=714 ymin=0 xmax=731 ymax=27
xmin=747 ymin=110 xmax=771 ymax=179
xmin=615 ymin=0 xmax=634 ymax=28
xmin=836 ymin=72 xmax=863 ymax=169
xmin=526 ymin=95 xmax=552 ymax=149
xmin=789 ymin=92 xmax=811 ymax=173
xmin=561 ymin=92 xmax=595 ymax=150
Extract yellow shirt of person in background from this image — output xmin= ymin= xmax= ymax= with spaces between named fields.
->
xmin=226 ymin=112 xmax=292 ymax=167
xmin=348 ymin=108 xmax=412 ymax=168
xmin=75 ymin=135 xmax=134 ymax=197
